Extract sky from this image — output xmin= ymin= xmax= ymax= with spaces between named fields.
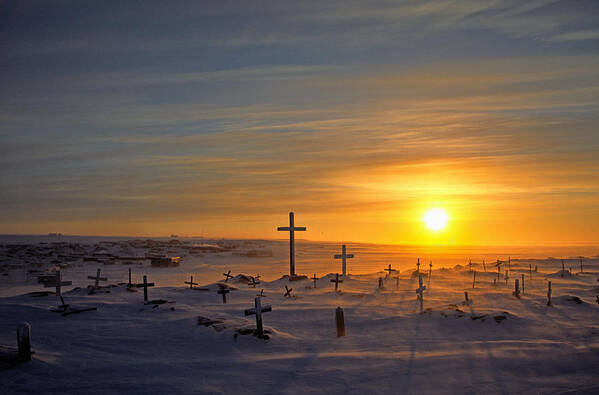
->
xmin=1 ymin=0 xmax=598 ymax=245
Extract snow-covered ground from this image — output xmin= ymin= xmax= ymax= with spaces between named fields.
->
xmin=1 ymin=238 xmax=598 ymax=393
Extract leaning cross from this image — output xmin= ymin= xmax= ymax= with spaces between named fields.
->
xmin=184 ymin=276 xmax=198 ymax=289
xmin=384 ymin=264 xmax=397 ymax=278
xmin=277 ymin=212 xmax=306 ymax=277
xmin=88 ymin=268 xmax=107 ymax=290
xmin=244 ymin=297 xmax=272 ymax=337
xmin=44 ymin=270 xmax=72 ymax=298
xmin=416 ymin=274 xmax=426 ymax=313
xmin=135 ymin=275 xmax=155 ymax=302
xmin=334 ymin=245 xmax=354 ymax=277
xmin=311 ymin=273 xmax=319 ymax=288
xmin=284 ymin=285 xmax=293 ymax=297
xmin=223 ymin=270 xmax=233 ymax=282
xmin=330 ymin=273 xmax=343 ymax=291
xmin=248 ymin=277 xmax=260 ymax=288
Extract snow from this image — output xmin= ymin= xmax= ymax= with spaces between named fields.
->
xmin=1 ymin=238 xmax=598 ymax=393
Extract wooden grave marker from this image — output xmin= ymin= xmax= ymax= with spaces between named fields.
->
xmin=284 ymin=285 xmax=293 ymax=297
xmin=87 ymin=268 xmax=107 ymax=294
xmin=331 ymin=273 xmax=343 ymax=292
xmin=217 ymin=286 xmax=230 ymax=304
xmin=334 ymin=245 xmax=354 ymax=277
xmin=416 ymin=274 xmax=426 ymax=313
xmin=223 ymin=270 xmax=234 ymax=282
xmin=244 ymin=297 xmax=272 ymax=337
xmin=311 ymin=273 xmax=319 ymax=288
xmin=184 ymin=276 xmax=198 ymax=289
xmin=384 ymin=264 xmax=397 ymax=279
xmin=135 ymin=275 xmax=155 ymax=302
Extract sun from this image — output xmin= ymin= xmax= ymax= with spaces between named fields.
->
xmin=424 ymin=208 xmax=448 ymax=231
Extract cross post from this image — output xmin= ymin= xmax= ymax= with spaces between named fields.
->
xmin=135 ymin=275 xmax=155 ymax=302
xmin=384 ymin=264 xmax=397 ymax=278
xmin=277 ymin=212 xmax=306 ymax=277
xmin=244 ymin=297 xmax=272 ymax=337
xmin=416 ymin=275 xmax=426 ymax=313
xmin=44 ymin=270 xmax=72 ymax=298
xmin=184 ymin=275 xmax=198 ymax=289
xmin=88 ymin=268 xmax=107 ymax=289
xmin=330 ymin=273 xmax=343 ymax=291
xmin=334 ymin=245 xmax=354 ymax=277
xmin=311 ymin=273 xmax=319 ymax=288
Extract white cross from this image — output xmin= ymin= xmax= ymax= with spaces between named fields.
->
xmin=44 ymin=270 xmax=72 ymax=297
xmin=88 ymin=268 xmax=107 ymax=289
xmin=244 ymin=297 xmax=272 ymax=337
xmin=277 ymin=212 xmax=306 ymax=277
xmin=334 ymin=245 xmax=354 ymax=276
xmin=415 ymin=274 xmax=426 ymax=313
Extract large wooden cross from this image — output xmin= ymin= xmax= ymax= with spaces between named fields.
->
xmin=334 ymin=245 xmax=354 ymax=277
xmin=330 ymin=273 xmax=343 ymax=291
xmin=277 ymin=212 xmax=306 ymax=276
xmin=244 ymin=297 xmax=272 ymax=337
xmin=88 ymin=268 xmax=107 ymax=289
xmin=184 ymin=275 xmax=198 ymax=289
xmin=44 ymin=270 xmax=72 ymax=298
xmin=248 ymin=277 xmax=260 ymax=288
xmin=416 ymin=274 xmax=426 ymax=313
xmin=135 ymin=275 xmax=155 ymax=302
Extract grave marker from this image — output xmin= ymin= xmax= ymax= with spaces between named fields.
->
xmin=336 ymin=307 xmax=345 ymax=337
xmin=331 ymin=274 xmax=343 ymax=291
xmin=521 ymin=274 xmax=525 ymax=294
xmin=416 ymin=258 xmax=420 ymax=275
xmin=513 ymin=279 xmax=520 ymax=298
xmin=44 ymin=270 xmax=72 ymax=298
xmin=277 ymin=212 xmax=306 ymax=277
xmin=87 ymin=268 xmax=107 ymax=291
xmin=128 ymin=268 xmax=132 ymax=288
xmin=428 ymin=262 xmax=432 ymax=288
xmin=223 ymin=270 xmax=233 ymax=282
xmin=244 ymin=297 xmax=272 ymax=337
xmin=17 ymin=322 xmax=31 ymax=362
xmin=469 ymin=259 xmax=472 ymax=272
xmin=464 ymin=291 xmax=470 ymax=305
xmin=311 ymin=273 xmax=319 ymax=288
xmin=472 ymin=270 xmax=476 ymax=289
xmin=483 ymin=259 xmax=486 ymax=272
xmin=384 ymin=264 xmax=397 ymax=278
xmin=284 ymin=285 xmax=293 ymax=297
xmin=135 ymin=275 xmax=155 ymax=302
xmin=547 ymin=281 xmax=552 ymax=306
xmin=184 ymin=276 xmax=198 ymax=289
xmin=217 ymin=287 xmax=230 ymax=304
xmin=378 ymin=277 xmax=384 ymax=290
xmin=334 ymin=245 xmax=354 ymax=277
xmin=248 ymin=277 xmax=260 ymax=288
xmin=505 ymin=270 xmax=509 ymax=285
xmin=416 ymin=275 xmax=426 ymax=313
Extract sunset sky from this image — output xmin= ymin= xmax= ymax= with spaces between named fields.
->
xmin=1 ymin=0 xmax=598 ymax=245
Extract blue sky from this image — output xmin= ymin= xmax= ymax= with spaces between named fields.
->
xmin=1 ymin=0 xmax=598 ymax=244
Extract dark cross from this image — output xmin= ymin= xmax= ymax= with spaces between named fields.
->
xmin=257 ymin=289 xmax=266 ymax=298
xmin=223 ymin=270 xmax=233 ymax=282
xmin=128 ymin=268 xmax=132 ymax=287
xmin=496 ymin=260 xmax=502 ymax=272
xmin=384 ymin=264 xmax=397 ymax=278
xmin=416 ymin=258 xmax=420 ymax=274
xmin=311 ymin=273 xmax=319 ymax=288
xmin=44 ymin=270 xmax=72 ymax=298
xmin=135 ymin=275 xmax=155 ymax=302
xmin=334 ymin=244 xmax=354 ymax=276
xmin=428 ymin=262 xmax=432 ymax=287
xmin=248 ymin=277 xmax=260 ymax=288
xmin=184 ymin=275 xmax=198 ymax=289
xmin=277 ymin=212 xmax=306 ymax=277
xmin=88 ymin=268 xmax=107 ymax=289
xmin=416 ymin=274 xmax=426 ymax=313
xmin=330 ymin=273 xmax=343 ymax=291
xmin=244 ymin=297 xmax=272 ymax=337
xmin=284 ymin=285 xmax=293 ymax=297
xmin=217 ymin=287 xmax=230 ymax=304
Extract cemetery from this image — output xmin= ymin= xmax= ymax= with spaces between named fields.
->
xmin=0 ymin=214 xmax=598 ymax=393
